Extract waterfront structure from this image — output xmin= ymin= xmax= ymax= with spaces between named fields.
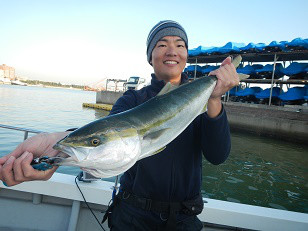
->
xmin=0 ymin=64 xmax=15 ymax=80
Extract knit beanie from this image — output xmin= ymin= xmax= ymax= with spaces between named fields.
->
xmin=146 ymin=20 xmax=188 ymax=64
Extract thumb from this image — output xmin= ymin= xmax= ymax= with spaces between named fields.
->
xmin=221 ymin=56 xmax=232 ymax=66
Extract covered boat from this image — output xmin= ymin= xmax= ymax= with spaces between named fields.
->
xmin=283 ymin=62 xmax=308 ymax=79
xmin=255 ymin=87 xmax=281 ymax=99
xmin=235 ymin=87 xmax=263 ymax=97
xmin=240 ymin=42 xmax=267 ymax=53
xmin=255 ymin=63 xmax=285 ymax=79
xmin=285 ymin=38 xmax=308 ymax=51
xmin=201 ymin=65 xmax=219 ymax=75
xmin=184 ymin=65 xmax=203 ymax=78
xmin=214 ymin=42 xmax=246 ymax=54
xmin=188 ymin=46 xmax=216 ymax=57
xmin=279 ymin=87 xmax=306 ymax=100
xmin=264 ymin=40 xmax=288 ymax=52
xmin=235 ymin=87 xmax=262 ymax=103
xmin=237 ymin=64 xmax=264 ymax=79
xmin=279 ymin=87 xmax=307 ymax=105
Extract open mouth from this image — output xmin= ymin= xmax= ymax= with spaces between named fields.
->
xmin=164 ymin=61 xmax=178 ymax=64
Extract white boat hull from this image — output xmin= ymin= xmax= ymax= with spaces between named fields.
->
xmin=1 ymin=173 xmax=307 ymax=231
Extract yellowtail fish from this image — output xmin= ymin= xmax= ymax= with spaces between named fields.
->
xmin=49 ymin=56 xmax=247 ymax=178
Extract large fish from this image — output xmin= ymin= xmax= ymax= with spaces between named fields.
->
xmin=49 ymin=56 xmax=247 ymax=178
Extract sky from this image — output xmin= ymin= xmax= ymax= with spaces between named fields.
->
xmin=1 ymin=0 xmax=307 ymax=85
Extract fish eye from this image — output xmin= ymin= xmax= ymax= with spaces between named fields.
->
xmin=90 ymin=138 xmax=100 ymax=146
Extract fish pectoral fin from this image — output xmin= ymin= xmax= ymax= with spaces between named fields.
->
xmin=201 ymin=103 xmax=208 ymax=114
xmin=157 ymin=82 xmax=178 ymax=96
xmin=143 ymin=128 xmax=171 ymax=141
xmin=152 ymin=146 xmax=166 ymax=155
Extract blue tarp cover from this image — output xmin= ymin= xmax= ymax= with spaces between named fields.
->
xmin=283 ymin=62 xmax=308 ymax=75
xmin=185 ymin=65 xmax=203 ymax=72
xmin=201 ymin=65 xmax=219 ymax=74
xmin=188 ymin=37 xmax=308 ymax=56
xmin=286 ymin=38 xmax=308 ymax=49
xmin=255 ymin=87 xmax=281 ymax=99
xmin=188 ymin=46 xmax=216 ymax=56
xmin=255 ymin=63 xmax=285 ymax=77
xmin=215 ymin=42 xmax=246 ymax=54
xmin=266 ymin=40 xmax=288 ymax=51
xmin=238 ymin=64 xmax=263 ymax=74
xmin=279 ymin=87 xmax=306 ymax=101
xmin=239 ymin=42 xmax=267 ymax=52
xmin=235 ymin=87 xmax=263 ymax=97
xmin=229 ymin=87 xmax=238 ymax=96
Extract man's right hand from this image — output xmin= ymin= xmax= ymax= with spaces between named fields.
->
xmin=0 ymin=131 xmax=69 ymax=187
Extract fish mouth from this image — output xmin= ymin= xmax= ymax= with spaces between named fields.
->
xmin=53 ymin=143 xmax=92 ymax=161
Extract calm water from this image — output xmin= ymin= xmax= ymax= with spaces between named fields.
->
xmin=0 ymin=84 xmax=307 ymax=213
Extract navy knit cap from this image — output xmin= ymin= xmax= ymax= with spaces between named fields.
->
xmin=146 ymin=20 xmax=188 ymax=64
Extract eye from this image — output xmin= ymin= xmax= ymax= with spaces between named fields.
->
xmin=90 ymin=138 xmax=100 ymax=146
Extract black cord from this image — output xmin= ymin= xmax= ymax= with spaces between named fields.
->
xmin=74 ymin=176 xmax=106 ymax=231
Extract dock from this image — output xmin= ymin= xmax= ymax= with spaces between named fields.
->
xmin=82 ymin=103 xmax=113 ymax=111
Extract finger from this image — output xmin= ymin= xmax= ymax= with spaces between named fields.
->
xmin=2 ymin=156 xmax=21 ymax=186
xmin=13 ymin=151 xmax=32 ymax=182
xmin=221 ymin=57 xmax=232 ymax=66
xmin=0 ymin=155 xmax=10 ymax=165
xmin=21 ymin=152 xmax=57 ymax=181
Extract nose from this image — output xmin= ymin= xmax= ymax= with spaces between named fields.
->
xmin=165 ymin=44 xmax=177 ymax=57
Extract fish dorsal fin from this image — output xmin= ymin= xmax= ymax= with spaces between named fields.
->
xmin=143 ymin=128 xmax=171 ymax=141
xmin=157 ymin=82 xmax=178 ymax=96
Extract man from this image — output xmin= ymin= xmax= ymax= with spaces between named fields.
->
xmin=106 ymin=20 xmax=238 ymax=230
xmin=0 ymin=20 xmax=239 ymax=230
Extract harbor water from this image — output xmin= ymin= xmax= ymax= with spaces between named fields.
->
xmin=0 ymin=84 xmax=307 ymax=214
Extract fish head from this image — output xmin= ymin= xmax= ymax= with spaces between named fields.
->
xmin=53 ymin=118 xmax=142 ymax=166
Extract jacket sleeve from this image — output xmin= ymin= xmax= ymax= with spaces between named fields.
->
xmin=200 ymin=105 xmax=231 ymax=165
xmin=109 ymin=90 xmax=138 ymax=115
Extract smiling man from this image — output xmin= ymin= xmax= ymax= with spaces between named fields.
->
xmin=106 ymin=20 xmax=239 ymax=230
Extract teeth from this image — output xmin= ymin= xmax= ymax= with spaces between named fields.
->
xmin=164 ymin=61 xmax=177 ymax=64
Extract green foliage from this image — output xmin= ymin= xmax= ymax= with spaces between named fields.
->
xmin=22 ymin=79 xmax=84 ymax=89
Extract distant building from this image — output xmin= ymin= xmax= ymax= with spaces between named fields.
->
xmin=0 ymin=64 xmax=15 ymax=80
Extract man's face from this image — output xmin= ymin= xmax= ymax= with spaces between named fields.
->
xmin=151 ymin=36 xmax=187 ymax=82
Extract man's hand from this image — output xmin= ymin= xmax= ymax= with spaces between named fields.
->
xmin=0 ymin=132 xmax=69 ymax=186
xmin=207 ymin=57 xmax=240 ymax=118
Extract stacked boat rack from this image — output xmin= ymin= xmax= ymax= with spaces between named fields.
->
xmin=186 ymin=38 xmax=308 ymax=106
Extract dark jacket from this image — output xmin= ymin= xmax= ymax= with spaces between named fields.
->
xmin=109 ymin=73 xmax=231 ymax=202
